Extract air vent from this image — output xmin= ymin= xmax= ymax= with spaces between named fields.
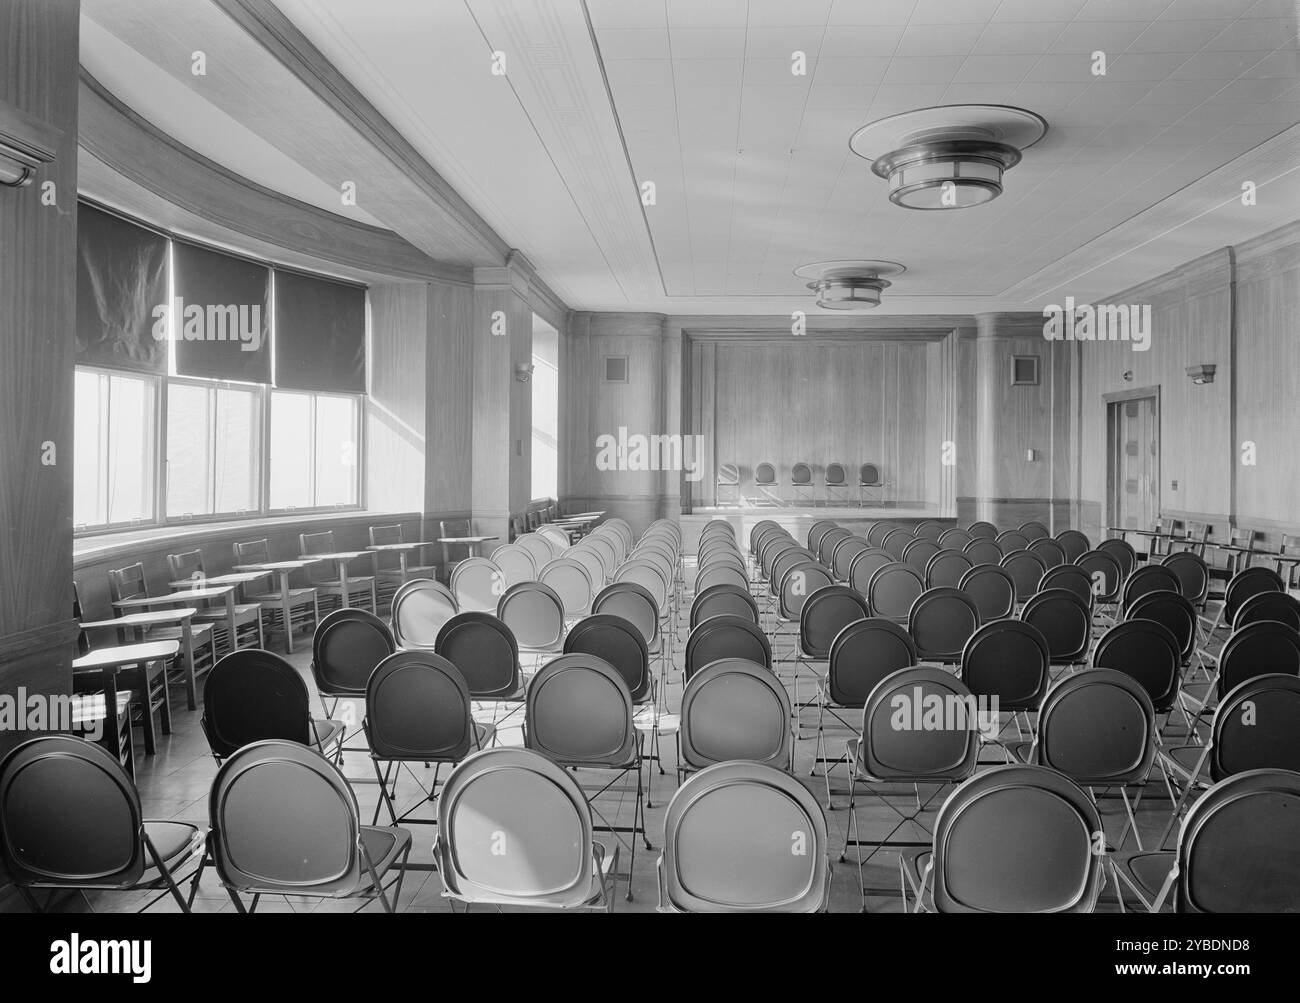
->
xmin=603 ymin=355 xmax=628 ymax=383
xmin=1012 ymin=356 xmax=1040 ymax=386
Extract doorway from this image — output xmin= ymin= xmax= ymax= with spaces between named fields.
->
xmin=1106 ymin=388 xmax=1160 ymax=534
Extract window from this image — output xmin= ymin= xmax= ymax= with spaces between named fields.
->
xmin=74 ymin=369 xmax=157 ymax=530
xmin=165 ymin=381 xmax=261 ymax=519
xmin=532 ymin=315 xmax=559 ymax=500
xmin=270 ymin=390 xmax=360 ymax=510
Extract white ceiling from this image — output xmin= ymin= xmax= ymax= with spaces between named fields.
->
xmin=80 ymin=0 xmax=1300 ymax=315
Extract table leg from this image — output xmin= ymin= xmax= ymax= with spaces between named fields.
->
xmin=338 ymin=560 xmax=351 ymax=609
xmin=182 ymin=621 xmax=197 ymax=711
xmin=280 ymin=571 xmax=294 ymax=654
xmin=101 ymin=665 xmax=122 ymax=763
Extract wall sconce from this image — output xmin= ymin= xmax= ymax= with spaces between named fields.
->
xmin=1186 ymin=364 xmax=1216 ymax=385
xmin=0 ymin=104 xmax=58 ymax=188
xmin=1026 ymin=448 xmax=1038 ymax=462
xmin=514 ymin=361 xmax=535 ymax=384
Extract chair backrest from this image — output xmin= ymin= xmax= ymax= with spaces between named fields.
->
xmin=806 ymin=520 xmax=838 ymax=553
xmin=678 ymin=659 xmax=791 ymax=772
xmin=1124 ymin=590 xmax=1198 ymax=662
xmin=881 ymin=528 xmax=913 ymax=561
xmin=1233 ymin=591 xmax=1300 ymax=631
xmin=585 ymin=535 xmax=619 ymax=576
xmin=685 ymin=614 xmax=772 ymax=680
xmin=1017 ymin=520 xmax=1050 ymax=542
xmin=939 ymin=527 xmax=973 ymax=549
xmin=778 ymin=561 xmax=834 ymax=621
xmin=299 ymin=531 xmax=337 ymax=556
xmin=1096 ymin=538 xmax=1137 ymax=580
xmin=491 ymin=543 xmax=539 ymax=588
xmin=925 ymin=549 xmax=973 ymax=589
xmin=209 ymin=739 xmax=368 ymax=898
xmin=958 ymin=563 xmax=1016 ymax=621
xmin=960 ymin=619 xmax=1051 ymax=713
xmin=0 ymin=736 xmax=150 ymax=889
xmin=537 ymin=524 xmax=570 ymax=557
xmin=866 ymin=522 xmax=895 ymax=547
xmin=825 ymin=462 xmax=846 ymax=486
xmin=1160 ymin=551 xmax=1210 ymax=604
xmin=434 ymin=748 xmax=600 ymax=909
xmin=311 ymin=608 xmax=396 ymax=696
xmin=1076 ymin=549 xmax=1123 ymax=603
xmin=539 ymin=557 xmax=595 ymax=616
xmin=1030 ymin=669 xmax=1155 ymax=786
xmin=1224 ymin=566 xmax=1285 ymax=623
xmin=760 ymin=535 xmax=799 ymax=576
xmin=966 ymin=521 xmax=997 ymax=539
xmin=865 ymin=562 xmax=925 ymax=622
xmin=233 ymin=538 xmax=272 ymax=567
xmin=369 ymin=524 xmax=403 ymax=547
xmin=690 ymin=583 xmax=759 ymax=629
xmin=107 ymin=562 xmax=149 ymax=603
xmin=716 ymin=462 xmax=740 ymax=486
xmin=831 ymin=537 xmax=870 ymax=581
xmin=859 ymin=463 xmax=880 ymax=486
xmin=1019 ymin=588 xmax=1092 ymax=664
xmin=908 ymin=587 xmax=981 ymax=662
xmin=1054 ymin=530 xmax=1091 ymax=563
xmin=434 ymin=611 xmax=521 ymax=699
xmin=926 ymin=765 xmax=1105 ymax=913
xmin=450 ymin=557 xmax=505 ymax=613
xmin=858 ymin=667 xmax=982 ymax=782
xmin=749 ymin=520 xmax=782 ymax=553
xmin=166 ymin=549 xmax=206 ymax=584
xmin=1171 ymin=769 xmax=1300 ymax=912
xmin=364 ymin=651 xmax=478 ymax=762
xmin=612 ymin=560 xmax=669 ymax=612
xmin=563 ymin=614 xmax=651 ymax=703
xmin=1091 ymin=619 xmax=1182 ymax=712
xmin=848 ymin=547 xmax=894 ymax=595
xmin=816 ymin=527 xmax=854 ymax=567
xmin=525 ymin=653 xmax=636 ymax=767
xmin=1000 ymin=550 xmax=1046 ymax=601
xmin=201 ymin=649 xmax=315 ymax=760
xmin=755 ymin=462 xmax=776 ymax=485
xmin=914 ymin=520 xmax=946 ymax=542
xmin=660 ymin=761 xmax=829 ymax=913
xmin=591 ymin=582 xmax=660 ymax=648
xmin=515 ymin=534 xmax=555 ymax=572
xmin=902 ymin=538 xmax=941 ymax=577
xmin=497 ymin=581 xmax=566 ymax=650
xmin=693 ymin=562 xmax=748 ymax=596
xmin=799 ymin=585 xmax=871 ymax=659
xmin=1210 ymin=675 xmax=1300 ymax=782
xmin=390 ymin=578 xmax=458 ymax=649
xmin=962 ymin=538 xmax=1002 ymax=567
xmin=1121 ymin=564 xmax=1181 ymax=612
xmin=790 ymin=462 xmax=812 ymax=485
xmin=1039 ymin=564 xmax=1094 ymax=610
xmin=1216 ymin=620 xmax=1300 ymax=699
xmin=827 ymin=618 xmax=917 ymax=708
xmin=1026 ymin=537 xmax=1066 ymax=569
xmin=996 ymin=530 xmax=1029 ymax=554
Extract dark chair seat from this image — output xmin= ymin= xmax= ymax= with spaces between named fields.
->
xmin=358 ymin=825 xmax=414 ymax=883
xmin=139 ymin=822 xmax=205 ymax=884
xmin=311 ymin=718 xmax=346 ymax=752
xmin=1119 ymin=851 xmax=1175 ymax=902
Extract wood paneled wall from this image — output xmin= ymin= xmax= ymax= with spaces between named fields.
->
xmin=425 ymin=277 xmax=475 ymax=525
xmin=367 ymin=283 xmax=427 ymax=514
xmin=1075 ymin=249 xmax=1234 ymax=541
xmin=0 ymin=0 xmax=81 ymax=752
xmin=702 ymin=340 xmax=932 ymax=505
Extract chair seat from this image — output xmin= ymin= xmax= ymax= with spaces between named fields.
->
xmin=1119 ymin=851 xmax=1175 ymax=902
xmin=69 ymin=690 xmax=134 ymax=726
xmin=900 ymin=847 xmax=932 ymax=907
xmin=311 ymin=718 xmax=345 ymax=752
xmin=139 ymin=821 xmax=205 ymax=885
xmin=474 ymin=721 xmax=496 ymax=747
xmin=358 ymin=825 xmax=414 ymax=883
xmin=245 ymin=587 xmax=317 ymax=605
xmin=1159 ymin=745 xmax=1210 ymax=784
xmin=192 ymin=604 xmax=262 ymax=622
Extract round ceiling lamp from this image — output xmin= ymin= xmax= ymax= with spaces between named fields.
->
xmin=793 ymin=260 xmax=906 ymax=311
xmin=849 ymin=104 xmax=1047 ymax=210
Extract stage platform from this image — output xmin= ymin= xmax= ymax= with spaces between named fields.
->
xmin=678 ymin=506 xmax=950 ymax=550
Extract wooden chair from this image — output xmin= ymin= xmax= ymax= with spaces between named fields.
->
xmin=99 ymin=568 xmax=218 ymax=706
xmin=368 ymin=524 xmax=437 ymax=611
xmin=232 ymin=539 xmax=320 ymax=653
xmin=439 ymin=518 xmax=474 ymax=579
xmin=299 ymin=531 xmax=377 ymax=614
xmin=164 ymin=551 xmax=264 ymax=652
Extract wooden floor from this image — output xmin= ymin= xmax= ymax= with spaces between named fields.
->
xmin=75 ymin=601 xmax=1200 ymax=915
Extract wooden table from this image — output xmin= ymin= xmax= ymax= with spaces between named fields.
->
xmin=234 ymin=559 xmax=322 ymax=653
xmin=72 ymin=639 xmax=179 ymax=756
xmin=168 ymin=571 xmax=266 ymax=589
xmin=299 ymin=551 xmax=374 ymax=609
xmin=80 ymin=607 xmax=204 ymax=711
xmin=114 ymin=585 xmax=238 ymax=653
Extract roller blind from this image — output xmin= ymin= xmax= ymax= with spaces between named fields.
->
xmin=75 ymin=203 xmax=168 ymax=373
xmin=273 ymin=269 xmax=367 ymax=393
xmin=171 ymin=240 xmax=272 ymax=384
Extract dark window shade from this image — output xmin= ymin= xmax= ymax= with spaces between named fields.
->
xmin=274 ymin=270 xmax=366 ymax=393
xmin=172 ymin=241 xmax=272 ymax=384
xmin=75 ymin=204 xmax=169 ymax=373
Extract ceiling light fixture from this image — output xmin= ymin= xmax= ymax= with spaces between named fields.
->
xmin=849 ymin=104 xmax=1047 ymax=210
xmin=794 ymin=260 xmax=905 ymax=311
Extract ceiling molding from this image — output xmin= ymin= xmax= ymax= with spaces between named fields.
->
xmin=78 ymin=70 xmax=469 ymax=285
xmin=211 ymin=0 xmax=510 ymax=264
